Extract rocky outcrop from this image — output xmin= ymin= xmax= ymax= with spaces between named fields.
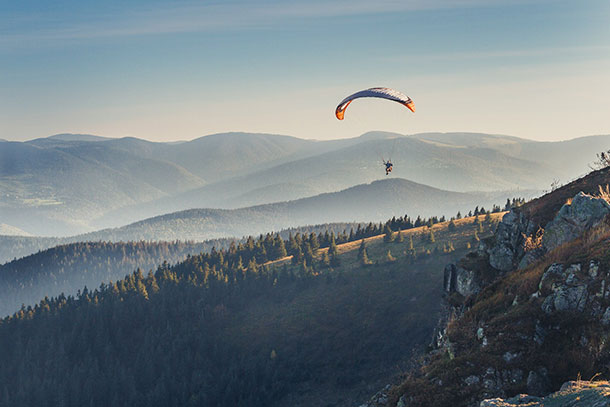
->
xmin=488 ymin=210 xmax=535 ymax=272
xmin=539 ymin=263 xmax=589 ymax=314
xmin=360 ymin=186 xmax=610 ymax=407
xmin=487 ymin=191 xmax=610 ymax=274
xmin=480 ymin=380 xmax=610 ymax=406
xmin=543 ymin=192 xmax=610 ymax=250
xmin=444 ymin=264 xmax=482 ymax=297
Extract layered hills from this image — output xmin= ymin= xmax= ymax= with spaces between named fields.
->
xmin=0 ymin=178 xmax=521 ymax=263
xmin=2 ymin=131 xmax=606 ymax=235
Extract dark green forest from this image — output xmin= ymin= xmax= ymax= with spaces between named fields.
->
xmin=0 ymin=230 xmax=454 ymax=407
xmin=0 ymin=205 xmax=510 ymax=406
xmin=0 ymin=241 xmax=210 ymax=317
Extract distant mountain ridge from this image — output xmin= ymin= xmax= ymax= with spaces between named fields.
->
xmin=1 ymin=131 xmax=607 ymax=235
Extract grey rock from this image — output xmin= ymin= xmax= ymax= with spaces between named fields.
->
xmin=489 ymin=210 xmax=530 ymax=272
xmin=518 ymin=248 xmax=545 ymax=270
xmin=542 ymin=284 xmax=588 ymax=314
xmin=543 ymin=192 xmax=610 ymax=250
xmin=489 ymin=210 xmax=523 ymax=271
xmin=444 ymin=263 xmax=481 ymax=297
xmin=489 ymin=245 xmax=515 ymax=273
xmin=538 ymin=263 xmax=564 ymax=292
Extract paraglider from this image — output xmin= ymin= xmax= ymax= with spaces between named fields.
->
xmin=383 ymin=160 xmax=393 ymax=175
xmin=335 ymin=87 xmax=415 ymax=121
xmin=335 ymin=87 xmax=414 ymax=175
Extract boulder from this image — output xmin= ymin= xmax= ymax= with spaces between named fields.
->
xmin=543 ymin=192 xmax=610 ymax=250
xmin=539 ymin=263 xmax=588 ymax=314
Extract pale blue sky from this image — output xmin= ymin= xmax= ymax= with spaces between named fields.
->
xmin=1 ymin=0 xmax=609 ymax=141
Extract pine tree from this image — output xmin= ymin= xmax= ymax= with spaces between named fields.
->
xmin=328 ymin=234 xmax=340 ymax=267
xmin=274 ymin=235 xmax=287 ymax=259
xmin=448 ymin=220 xmax=456 ymax=231
xmin=383 ymin=224 xmax=394 ymax=243
xmin=358 ymin=239 xmax=371 ymax=265
xmin=397 ymin=229 xmax=404 ymax=242
xmin=309 ymin=233 xmax=320 ymax=251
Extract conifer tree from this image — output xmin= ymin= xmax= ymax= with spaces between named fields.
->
xmin=397 ymin=228 xmax=404 ymax=242
xmin=383 ymin=224 xmax=394 ymax=243
xmin=309 ymin=233 xmax=320 ymax=251
xmin=358 ymin=239 xmax=371 ymax=265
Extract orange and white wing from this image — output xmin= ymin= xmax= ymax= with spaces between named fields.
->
xmin=335 ymin=87 xmax=415 ymax=120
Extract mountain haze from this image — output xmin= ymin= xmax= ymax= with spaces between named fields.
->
xmin=2 ymin=131 xmax=607 ymax=235
xmin=75 ymin=178 xmax=526 ymax=242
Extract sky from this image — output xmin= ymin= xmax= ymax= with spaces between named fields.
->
xmin=1 ymin=0 xmax=609 ymax=142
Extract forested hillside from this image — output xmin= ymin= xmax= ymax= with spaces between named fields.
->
xmin=0 ymin=212 xmax=500 ymax=407
xmin=0 ymin=241 xmax=211 ymax=317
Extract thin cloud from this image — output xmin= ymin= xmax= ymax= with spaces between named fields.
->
xmin=1 ymin=0 xmax=550 ymax=46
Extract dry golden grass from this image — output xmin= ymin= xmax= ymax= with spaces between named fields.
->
xmin=597 ymin=184 xmax=610 ymax=204
xmin=264 ymin=212 xmax=507 ymax=267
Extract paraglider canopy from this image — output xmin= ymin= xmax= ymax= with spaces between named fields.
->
xmin=335 ymin=87 xmax=415 ymax=120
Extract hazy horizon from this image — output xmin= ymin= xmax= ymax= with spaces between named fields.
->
xmin=2 ymin=0 xmax=609 ymax=143
xmin=3 ymin=129 xmax=610 ymax=144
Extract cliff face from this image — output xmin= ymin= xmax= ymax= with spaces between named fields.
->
xmin=360 ymin=168 xmax=610 ymax=407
